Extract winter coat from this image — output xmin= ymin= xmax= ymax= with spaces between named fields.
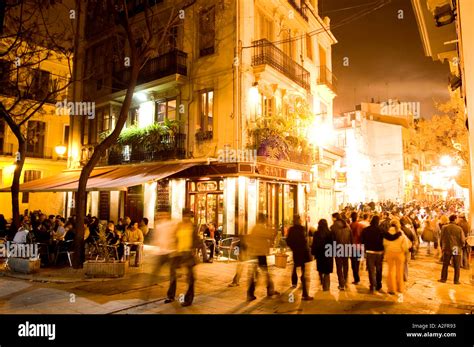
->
xmin=360 ymin=225 xmax=384 ymax=252
xmin=421 ymin=224 xmax=436 ymax=243
xmin=331 ymin=219 xmax=352 ymax=245
xmin=440 ymin=223 xmax=466 ymax=254
xmin=286 ymin=224 xmax=311 ymax=266
xmin=383 ymin=227 xmax=411 ymax=254
xmin=247 ymin=223 xmax=273 ymax=257
xmin=311 ymin=227 xmax=334 ymax=274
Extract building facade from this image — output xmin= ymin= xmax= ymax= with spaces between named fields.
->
xmin=0 ymin=44 xmax=70 ymax=218
xmin=56 ymin=0 xmax=340 ymax=235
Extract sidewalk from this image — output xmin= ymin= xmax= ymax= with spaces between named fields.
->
xmin=0 ymin=245 xmax=472 ymax=314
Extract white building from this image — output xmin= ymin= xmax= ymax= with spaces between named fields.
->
xmin=335 ymin=104 xmax=409 ymax=205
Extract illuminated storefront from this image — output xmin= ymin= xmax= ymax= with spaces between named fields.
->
xmin=169 ymin=159 xmax=312 ymax=235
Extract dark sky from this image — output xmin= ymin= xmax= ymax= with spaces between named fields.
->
xmin=319 ymin=0 xmax=451 ymax=118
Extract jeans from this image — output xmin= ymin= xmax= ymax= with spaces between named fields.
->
xmin=441 ymin=252 xmax=461 ymax=282
xmin=318 ymin=272 xmax=331 ymax=291
xmin=335 ymin=257 xmax=349 ymax=288
xmin=366 ymin=253 xmax=383 ymax=290
xmin=350 ymin=257 xmax=361 ymax=283
xmin=291 ymin=264 xmax=309 ymax=297
xmin=167 ymin=253 xmax=195 ymax=304
xmin=247 ymin=256 xmax=275 ymax=298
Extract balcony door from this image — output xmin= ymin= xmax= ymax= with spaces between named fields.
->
xmin=26 ymin=121 xmax=46 ymax=158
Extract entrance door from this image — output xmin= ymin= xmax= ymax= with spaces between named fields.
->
xmin=190 ymin=192 xmax=223 ymax=227
xmin=125 ymin=185 xmax=143 ymax=222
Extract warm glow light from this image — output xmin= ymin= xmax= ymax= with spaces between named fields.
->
xmin=249 ymin=86 xmax=259 ymax=107
xmin=5 ymin=164 xmax=17 ymax=174
xmin=440 ymin=155 xmax=452 ymax=166
xmin=406 ymin=173 xmax=414 ymax=182
xmin=135 ymin=92 xmax=148 ymax=102
xmin=310 ymin=120 xmax=334 ymax=147
xmin=55 ymin=144 xmax=67 ymax=156
xmin=138 ymin=101 xmax=154 ymax=128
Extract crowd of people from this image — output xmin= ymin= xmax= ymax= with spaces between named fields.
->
xmin=1 ymin=198 xmax=471 ymax=307
xmin=0 ymin=210 xmax=151 ymax=266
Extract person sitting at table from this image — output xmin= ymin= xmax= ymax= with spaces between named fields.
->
xmin=105 ymin=221 xmax=124 ymax=260
xmin=139 ymin=218 xmax=149 ymax=238
xmin=53 ymin=218 xmax=67 ymax=241
xmin=203 ymin=222 xmax=220 ymax=262
xmin=13 ymin=216 xmax=33 ymax=244
xmin=123 ymin=221 xmax=144 ymax=265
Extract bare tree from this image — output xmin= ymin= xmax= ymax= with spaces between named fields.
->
xmin=0 ymin=0 xmax=74 ymax=231
xmin=72 ymin=0 xmax=195 ymax=267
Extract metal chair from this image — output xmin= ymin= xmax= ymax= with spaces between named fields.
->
xmin=54 ymin=240 xmax=74 ymax=267
xmin=218 ymin=237 xmax=239 ymax=262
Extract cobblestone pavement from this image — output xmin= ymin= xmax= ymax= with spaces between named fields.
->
xmin=0 ymin=245 xmax=472 ymax=314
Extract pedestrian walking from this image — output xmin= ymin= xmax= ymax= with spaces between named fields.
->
xmin=228 ymin=234 xmax=248 ymax=287
xmin=360 ymin=215 xmax=384 ymax=293
xmin=456 ymin=214 xmax=470 ymax=270
xmin=286 ymin=215 xmax=313 ymax=300
xmin=421 ymin=218 xmax=436 ymax=255
xmin=246 ymin=213 xmax=280 ymax=301
xmin=311 ymin=219 xmax=334 ymax=291
xmin=331 ymin=212 xmax=352 ymax=291
xmin=438 ymin=215 xmax=465 ymax=284
xmin=383 ymin=219 xmax=411 ymax=295
xmin=165 ymin=209 xmax=197 ymax=307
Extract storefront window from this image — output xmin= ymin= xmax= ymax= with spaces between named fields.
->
xmin=187 ymin=179 xmax=223 ymax=228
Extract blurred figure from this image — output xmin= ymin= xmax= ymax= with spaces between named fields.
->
xmin=139 ymin=218 xmax=149 ymax=238
xmin=421 ymin=218 xmax=436 ymax=255
xmin=0 ymin=214 xmax=7 ymax=237
xmin=361 ymin=215 xmax=384 ymax=293
xmin=439 ymin=215 xmax=465 ymax=284
xmin=311 ymin=219 xmax=334 ymax=291
xmin=246 ymin=213 xmax=280 ymax=301
xmin=331 ymin=212 xmax=352 ymax=291
xmin=228 ymin=234 xmax=248 ymax=287
xmin=456 ymin=214 xmax=470 ymax=270
xmin=286 ymin=215 xmax=313 ymax=300
xmin=165 ymin=208 xmax=196 ymax=306
xmin=383 ymin=219 xmax=411 ymax=295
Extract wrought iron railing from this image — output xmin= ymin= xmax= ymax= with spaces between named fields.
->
xmin=113 ymin=50 xmax=187 ymax=90
xmin=317 ymin=65 xmax=337 ymax=94
xmin=252 ymin=39 xmax=310 ymax=91
xmin=288 ymin=0 xmax=309 ymax=21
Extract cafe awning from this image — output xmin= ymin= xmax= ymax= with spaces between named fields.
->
xmin=0 ymin=162 xmax=198 ymax=193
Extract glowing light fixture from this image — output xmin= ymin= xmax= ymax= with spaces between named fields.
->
xmin=135 ymin=92 xmax=148 ymax=102
xmin=55 ymin=144 xmax=67 ymax=157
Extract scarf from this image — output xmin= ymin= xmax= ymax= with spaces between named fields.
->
xmin=383 ymin=231 xmax=402 ymax=241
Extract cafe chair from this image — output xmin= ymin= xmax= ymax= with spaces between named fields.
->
xmin=218 ymin=237 xmax=239 ymax=263
xmin=55 ymin=240 xmax=74 ymax=267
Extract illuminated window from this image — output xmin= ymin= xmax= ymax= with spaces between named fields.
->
xmin=306 ymin=34 xmax=313 ymax=60
xmin=155 ymin=99 xmax=177 ymax=123
xmin=22 ymin=170 xmax=41 ymax=203
xmin=199 ymin=90 xmax=214 ymax=134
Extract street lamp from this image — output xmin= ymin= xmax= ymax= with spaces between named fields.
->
xmin=440 ymin=155 xmax=452 ymax=166
xmin=55 ymin=144 xmax=67 ymax=159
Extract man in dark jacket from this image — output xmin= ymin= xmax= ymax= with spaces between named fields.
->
xmin=331 ymin=213 xmax=352 ymax=290
xmin=360 ymin=215 xmax=384 ymax=293
xmin=439 ymin=215 xmax=466 ymax=284
xmin=286 ymin=215 xmax=313 ymax=300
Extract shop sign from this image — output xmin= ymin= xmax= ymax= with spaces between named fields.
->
xmin=257 ymin=163 xmax=311 ymax=182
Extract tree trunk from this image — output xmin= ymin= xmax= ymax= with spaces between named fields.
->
xmin=11 ymin=136 xmax=26 ymax=232
xmin=72 ymin=61 xmax=140 ymax=268
xmin=0 ymin=104 xmax=26 ymax=232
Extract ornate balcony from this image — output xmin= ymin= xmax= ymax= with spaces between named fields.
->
xmin=317 ymin=65 xmax=337 ymax=95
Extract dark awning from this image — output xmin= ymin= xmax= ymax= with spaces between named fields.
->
xmin=0 ymin=162 xmax=199 ymax=192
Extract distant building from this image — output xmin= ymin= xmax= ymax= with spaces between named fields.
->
xmin=334 ymin=102 xmax=418 ymax=205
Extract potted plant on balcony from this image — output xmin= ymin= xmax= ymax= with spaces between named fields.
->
xmin=83 ymin=223 xmax=128 ymax=278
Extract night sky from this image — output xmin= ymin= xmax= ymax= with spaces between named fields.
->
xmin=319 ymin=0 xmax=451 ymax=118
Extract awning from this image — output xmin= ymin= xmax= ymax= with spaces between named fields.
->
xmin=0 ymin=162 xmax=198 ymax=193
